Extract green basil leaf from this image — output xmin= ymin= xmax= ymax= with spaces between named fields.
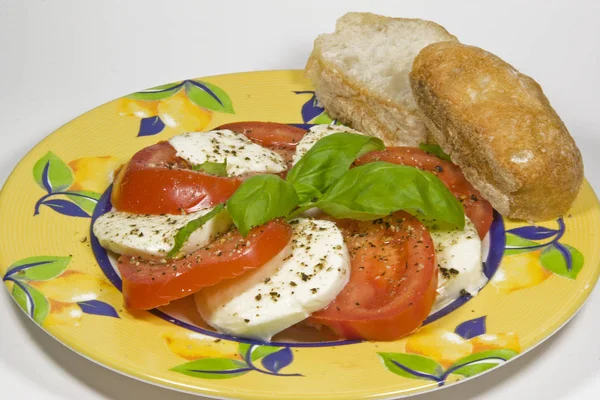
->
xmin=167 ymin=204 xmax=226 ymax=259
xmin=192 ymin=160 xmax=228 ymax=177
xmin=32 ymin=151 xmax=74 ymax=193
xmin=419 ymin=143 xmax=452 ymax=161
xmin=292 ymin=182 xmax=323 ymax=205
xmin=317 ymin=162 xmax=465 ymax=229
xmin=227 ymin=175 xmax=298 ymax=236
xmin=286 ymin=132 xmax=384 ymax=202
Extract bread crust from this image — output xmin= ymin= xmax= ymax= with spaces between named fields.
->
xmin=410 ymin=42 xmax=583 ymax=221
xmin=306 ymin=12 xmax=457 ymax=147
xmin=306 ymin=55 xmax=424 ymax=147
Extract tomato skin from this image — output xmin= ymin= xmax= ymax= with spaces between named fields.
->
xmin=355 ymin=147 xmax=493 ymax=239
xmin=108 ymin=125 xmax=309 ymax=309
xmin=112 ymin=165 xmax=242 ymax=215
xmin=111 ymin=124 xmax=305 ymax=215
xmin=117 ymin=219 xmax=292 ymax=310
xmin=126 ymin=141 xmax=186 ymax=169
xmin=111 ymin=142 xmax=242 ymax=215
xmin=216 ymin=121 xmax=306 ymax=149
xmin=309 ymin=212 xmax=438 ymax=341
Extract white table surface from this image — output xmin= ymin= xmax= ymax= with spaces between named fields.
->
xmin=1 ymin=0 xmax=599 ymax=399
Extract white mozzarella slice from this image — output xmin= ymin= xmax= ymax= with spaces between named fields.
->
xmin=292 ymin=124 xmax=363 ymax=165
xmin=195 ymin=218 xmax=351 ymax=341
xmin=169 ymin=130 xmax=286 ymax=177
xmin=93 ymin=207 xmax=232 ymax=259
xmin=427 ymin=216 xmax=486 ymax=312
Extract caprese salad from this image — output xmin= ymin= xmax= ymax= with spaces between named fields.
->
xmin=93 ymin=122 xmax=493 ymax=341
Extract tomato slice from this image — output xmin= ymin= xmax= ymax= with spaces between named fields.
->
xmin=355 ymin=147 xmax=493 ymax=239
xmin=117 ymin=219 xmax=293 ymax=310
xmin=112 ymin=166 xmax=241 ymax=215
xmin=111 ymin=142 xmax=242 ymax=215
xmin=111 ymin=125 xmax=306 ymax=215
xmin=309 ymin=212 xmax=437 ymax=341
xmin=216 ymin=121 xmax=306 ymax=149
xmin=126 ymin=141 xmax=187 ymax=169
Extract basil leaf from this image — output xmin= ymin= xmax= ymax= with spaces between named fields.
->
xmin=167 ymin=204 xmax=226 ymax=259
xmin=287 ymin=133 xmax=384 ymax=204
xmin=227 ymin=175 xmax=298 ymax=236
xmin=316 ymin=161 xmax=465 ymax=229
xmin=292 ymin=182 xmax=322 ymax=205
xmin=192 ymin=160 xmax=228 ymax=177
xmin=419 ymin=143 xmax=451 ymax=161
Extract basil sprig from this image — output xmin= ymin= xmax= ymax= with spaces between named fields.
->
xmin=419 ymin=143 xmax=452 ymax=161
xmin=315 ymin=162 xmax=465 ymax=228
xmin=174 ymin=132 xmax=465 ymax=242
xmin=226 ymin=175 xmax=299 ymax=236
xmin=192 ymin=160 xmax=228 ymax=177
xmin=287 ymin=133 xmax=384 ymax=203
xmin=167 ymin=204 xmax=226 ymax=258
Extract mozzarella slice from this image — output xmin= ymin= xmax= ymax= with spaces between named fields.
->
xmin=93 ymin=207 xmax=232 ymax=259
xmin=169 ymin=130 xmax=287 ymax=177
xmin=195 ymin=218 xmax=351 ymax=341
xmin=292 ymin=124 xmax=363 ymax=165
xmin=426 ymin=216 xmax=486 ymax=312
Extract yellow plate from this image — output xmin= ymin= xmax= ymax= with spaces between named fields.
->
xmin=1 ymin=70 xmax=599 ymax=399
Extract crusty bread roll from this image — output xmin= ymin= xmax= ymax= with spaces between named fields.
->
xmin=410 ymin=42 xmax=583 ymax=221
xmin=306 ymin=12 xmax=457 ymax=147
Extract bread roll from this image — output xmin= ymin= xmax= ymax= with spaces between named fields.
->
xmin=306 ymin=12 xmax=457 ymax=147
xmin=410 ymin=42 xmax=583 ymax=221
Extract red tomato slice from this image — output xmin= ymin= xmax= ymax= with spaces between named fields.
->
xmin=111 ymin=124 xmax=306 ymax=214
xmin=216 ymin=121 xmax=306 ymax=149
xmin=355 ymin=147 xmax=493 ymax=239
xmin=126 ymin=141 xmax=187 ymax=169
xmin=309 ymin=212 xmax=437 ymax=341
xmin=117 ymin=219 xmax=293 ymax=310
xmin=111 ymin=142 xmax=242 ymax=215
xmin=112 ymin=166 xmax=241 ymax=215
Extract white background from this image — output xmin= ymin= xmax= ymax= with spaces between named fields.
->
xmin=1 ymin=0 xmax=599 ymax=399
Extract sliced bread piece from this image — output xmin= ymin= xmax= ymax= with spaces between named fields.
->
xmin=410 ymin=42 xmax=583 ymax=221
xmin=306 ymin=12 xmax=457 ymax=146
